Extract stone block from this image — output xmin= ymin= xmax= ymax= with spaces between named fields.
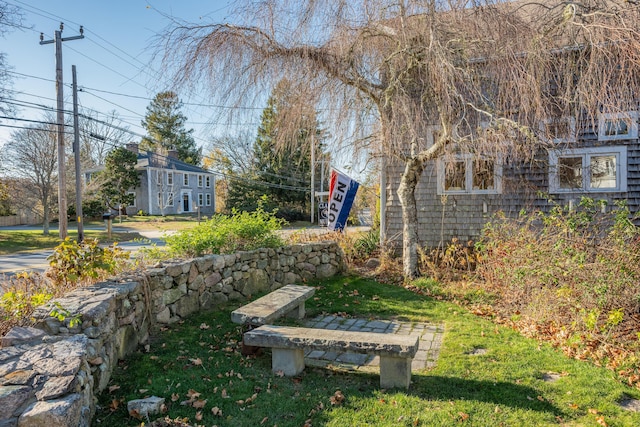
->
xmin=1 ymin=327 xmax=48 ymax=348
xmin=127 ymin=396 xmax=165 ymax=418
xmin=271 ymin=348 xmax=305 ymax=376
xmin=18 ymin=394 xmax=82 ymax=427
xmin=0 ymin=386 xmax=34 ymax=419
xmin=174 ymin=292 xmax=199 ymax=318
xmin=379 ymin=356 xmax=412 ymax=389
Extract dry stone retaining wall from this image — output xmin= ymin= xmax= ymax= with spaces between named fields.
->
xmin=0 ymin=242 xmax=345 ymax=427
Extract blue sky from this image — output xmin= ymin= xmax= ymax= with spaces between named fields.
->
xmin=0 ymin=0 xmax=240 ymax=151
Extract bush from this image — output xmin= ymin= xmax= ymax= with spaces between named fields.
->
xmin=46 ymin=238 xmax=130 ymax=286
xmin=474 ymin=198 xmax=640 ymax=384
xmin=164 ymin=207 xmax=287 ymax=257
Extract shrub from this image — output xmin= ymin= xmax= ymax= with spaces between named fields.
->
xmin=46 ymin=238 xmax=130 ymax=286
xmin=164 ymin=207 xmax=286 ymax=257
xmin=474 ymin=198 xmax=640 ymax=384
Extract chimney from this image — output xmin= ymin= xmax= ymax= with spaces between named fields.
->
xmin=126 ymin=142 xmax=139 ymax=154
xmin=168 ymin=149 xmax=179 ymax=160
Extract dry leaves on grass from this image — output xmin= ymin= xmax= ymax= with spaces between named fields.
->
xmin=330 ymin=390 xmax=345 ymax=405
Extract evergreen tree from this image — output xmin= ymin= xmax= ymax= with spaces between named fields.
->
xmin=98 ymin=147 xmax=140 ymax=213
xmin=226 ymin=81 xmax=323 ymax=220
xmin=140 ymin=91 xmax=201 ymax=165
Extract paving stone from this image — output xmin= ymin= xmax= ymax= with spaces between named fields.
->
xmin=321 ymin=351 xmax=339 ymax=361
xmin=336 ymin=353 xmax=369 ymax=365
xmin=306 ymin=350 xmax=326 ymax=359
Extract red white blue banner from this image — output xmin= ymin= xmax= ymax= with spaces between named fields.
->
xmin=327 ymin=169 xmax=359 ymax=232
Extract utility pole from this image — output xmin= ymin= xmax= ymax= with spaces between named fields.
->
xmin=72 ymin=65 xmax=83 ymax=242
xmin=310 ymin=134 xmax=315 ymax=224
xmin=40 ymin=23 xmax=84 ymax=239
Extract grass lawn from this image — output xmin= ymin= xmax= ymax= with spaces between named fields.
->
xmin=95 ymin=276 xmax=640 ymax=426
xmin=0 ymin=229 xmax=142 ymax=255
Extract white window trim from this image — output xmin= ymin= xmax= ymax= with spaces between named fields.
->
xmin=198 ymin=193 xmax=204 ymax=206
xmin=167 ymin=171 xmax=174 ymax=186
xmin=198 ymin=175 xmax=203 ymax=188
xmin=183 ymin=173 xmax=189 ymax=186
xmin=156 ymin=170 xmax=162 ymax=186
xmin=205 ymin=175 xmax=211 ymax=188
xmin=127 ymin=191 xmax=137 ymax=208
xmin=167 ymin=192 xmax=174 ymax=207
xmin=205 ymin=193 xmax=212 ymax=206
xmin=539 ymin=116 xmax=577 ymax=144
xmin=436 ymin=153 xmax=502 ymax=195
xmin=549 ymin=146 xmax=627 ymax=193
xmin=598 ymin=111 xmax=638 ymax=141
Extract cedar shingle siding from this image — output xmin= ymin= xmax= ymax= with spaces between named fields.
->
xmin=384 ymin=117 xmax=640 ymax=248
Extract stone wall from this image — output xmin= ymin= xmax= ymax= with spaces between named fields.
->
xmin=0 ymin=242 xmax=345 ymax=427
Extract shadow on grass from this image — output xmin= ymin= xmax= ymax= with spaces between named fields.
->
xmin=411 ymin=375 xmax=562 ymax=415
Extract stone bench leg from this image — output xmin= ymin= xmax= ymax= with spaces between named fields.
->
xmin=379 ymin=355 xmax=412 ymax=389
xmin=271 ymin=347 xmax=305 ymax=376
xmin=285 ymin=303 xmax=306 ymax=320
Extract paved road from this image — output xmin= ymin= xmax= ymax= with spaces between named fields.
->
xmin=0 ymin=226 xmax=166 ymax=279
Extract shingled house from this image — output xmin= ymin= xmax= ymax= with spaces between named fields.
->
xmin=382 ymin=111 xmax=639 ymax=248
xmin=87 ymin=143 xmax=216 ymax=216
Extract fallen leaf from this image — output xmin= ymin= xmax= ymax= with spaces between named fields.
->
xmin=138 ymin=389 xmax=148 ymax=394
xmin=128 ymin=409 xmax=142 ymax=420
xmin=200 ymin=323 xmax=210 ymax=329
xmin=458 ymin=412 xmax=469 ymax=421
xmin=195 ymin=411 xmax=203 ymax=421
xmin=190 ymin=358 xmax=203 ymax=367
xmin=260 ymin=417 xmax=268 ymax=424
xmin=221 ymin=389 xmax=229 ymax=398
xmin=108 ymin=385 xmax=120 ymax=393
xmin=211 ymin=406 xmax=223 ymax=417
xmin=588 ymin=408 xmax=599 ymax=415
xmin=330 ymin=390 xmax=345 ymax=406
xmin=596 ymin=416 xmax=608 ymax=426
xmin=275 ymin=370 xmax=285 ymax=377
xmin=171 ymin=393 xmax=180 ymax=402
xmin=109 ymin=398 xmax=120 ymax=412
xmin=192 ymin=399 xmax=207 ymax=409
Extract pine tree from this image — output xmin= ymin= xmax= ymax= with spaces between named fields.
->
xmin=140 ymin=91 xmax=201 ymax=165
xmin=98 ymin=147 xmax=140 ymax=213
xmin=226 ymin=81 xmax=322 ymax=220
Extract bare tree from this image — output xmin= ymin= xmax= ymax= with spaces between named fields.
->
xmin=158 ymin=0 xmax=640 ymax=278
xmin=79 ymin=109 xmax=130 ymax=167
xmin=0 ymin=1 xmax=24 ymax=115
xmin=2 ymin=123 xmax=58 ymax=234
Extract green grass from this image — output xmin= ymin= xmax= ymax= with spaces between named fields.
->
xmin=0 ymin=229 xmax=141 ymax=255
xmin=94 ymin=276 xmax=640 ymax=426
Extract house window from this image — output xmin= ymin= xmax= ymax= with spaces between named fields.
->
xmin=206 ymin=193 xmax=212 ymax=206
xmin=437 ymin=154 xmax=501 ymax=195
xmin=167 ymin=172 xmax=174 ymax=186
xmin=167 ymin=192 xmax=174 ymax=206
xmin=549 ymin=146 xmax=627 ymax=193
xmin=205 ymin=176 xmax=211 ymax=188
xmin=540 ymin=117 xmax=576 ymax=143
xmin=198 ymin=175 xmax=203 ymax=187
xmin=127 ymin=192 xmax=136 ymax=207
xmin=198 ymin=193 xmax=204 ymax=206
xmin=156 ymin=170 xmax=162 ymax=186
xmin=183 ymin=173 xmax=189 ymax=186
xmin=598 ymin=112 xmax=638 ymax=141
xmin=157 ymin=192 xmax=162 ymax=207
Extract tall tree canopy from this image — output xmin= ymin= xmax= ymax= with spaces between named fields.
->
xmin=226 ymin=80 xmax=321 ymax=219
xmin=140 ymin=91 xmax=201 ymax=166
xmin=158 ymin=0 xmax=640 ymax=278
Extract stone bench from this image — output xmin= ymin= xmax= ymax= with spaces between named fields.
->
xmin=231 ymin=284 xmax=315 ymax=326
xmin=243 ymin=324 xmax=419 ymax=389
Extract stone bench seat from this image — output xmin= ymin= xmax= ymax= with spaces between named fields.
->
xmin=243 ymin=324 xmax=419 ymax=389
xmin=231 ymin=284 xmax=315 ymax=326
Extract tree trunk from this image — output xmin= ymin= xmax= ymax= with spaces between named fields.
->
xmin=397 ymin=156 xmax=425 ymax=280
xmin=42 ymin=194 xmax=50 ymax=236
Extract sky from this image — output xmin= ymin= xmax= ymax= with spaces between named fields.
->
xmin=0 ymin=0 xmax=244 ymax=155
xmin=0 ymin=0 xmax=367 ymax=183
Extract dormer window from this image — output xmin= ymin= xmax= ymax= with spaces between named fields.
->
xmin=598 ymin=112 xmax=638 ymax=141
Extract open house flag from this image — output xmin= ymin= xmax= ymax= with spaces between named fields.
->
xmin=327 ymin=169 xmax=359 ymax=232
